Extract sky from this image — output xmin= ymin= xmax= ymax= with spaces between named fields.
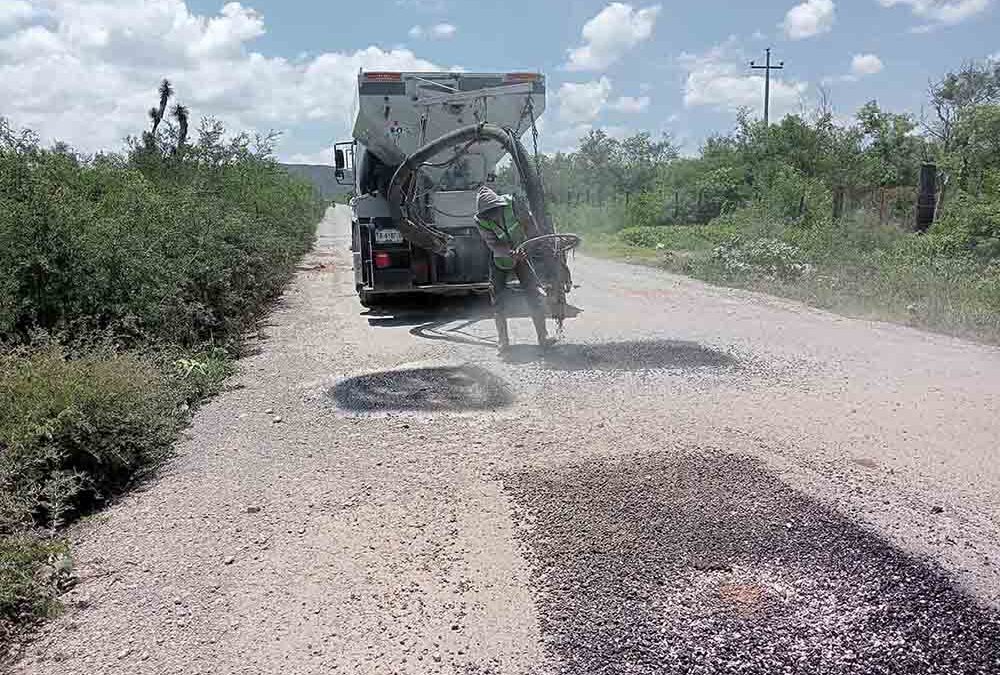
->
xmin=0 ymin=0 xmax=997 ymax=162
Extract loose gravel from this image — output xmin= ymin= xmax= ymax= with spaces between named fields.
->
xmin=14 ymin=206 xmax=1000 ymax=674
xmin=504 ymin=452 xmax=1000 ymax=674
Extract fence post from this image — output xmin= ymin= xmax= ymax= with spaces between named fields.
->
xmin=625 ymin=191 xmax=630 ymax=206
xmin=674 ymin=191 xmax=680 ymax=220
xmin=879 ymin=188 xmax=887 ymax=225
xmin=915 ymin=162 xmax=937 ymax=232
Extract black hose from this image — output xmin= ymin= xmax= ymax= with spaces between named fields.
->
xmin=386 ymin=123 xmax=553 ymax=254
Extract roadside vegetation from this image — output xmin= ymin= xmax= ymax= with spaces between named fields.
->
xmin=536 ymin=61 xmax=1000 ymax=343
xmin=0 ymin=80 xmax=323 ymax=645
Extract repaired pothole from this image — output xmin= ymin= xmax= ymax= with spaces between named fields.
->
xmin=331 ymin=364 xmax=514 ymax=413
xmin=503 ymin=452 xmax=1000 ymax=674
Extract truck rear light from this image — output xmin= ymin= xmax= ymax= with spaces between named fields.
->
xmin=374 ymin=252 xmax=392 ymax=269
xmin=505 ymin=72 xmax=539 ymax=82
xmin=365 ymin=72 xmax=402 ymax=81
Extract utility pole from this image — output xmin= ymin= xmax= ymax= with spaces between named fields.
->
xmin=750 ymin=47 xmax=784 ymax=126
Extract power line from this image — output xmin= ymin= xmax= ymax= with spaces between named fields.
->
xmin=750 ymin=47 xmax=784 ymax=126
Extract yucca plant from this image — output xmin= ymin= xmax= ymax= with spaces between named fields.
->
xmin=172 ymin=103 xmax=189 ymax=154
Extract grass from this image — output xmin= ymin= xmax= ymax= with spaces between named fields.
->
xmin=0 ymin=119 xmax=323 ymax=643
xmin=553 ymin=202 xmax=1000 ymax=344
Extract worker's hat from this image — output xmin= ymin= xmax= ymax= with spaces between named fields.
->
xmin=475 ymin=185 xmax=511 ymax=220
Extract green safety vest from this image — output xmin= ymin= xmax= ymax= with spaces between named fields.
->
xmin=477 ymin=203 xmax=526 ymax=270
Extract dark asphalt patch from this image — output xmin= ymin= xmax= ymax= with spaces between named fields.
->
xmin=505 ymin=340 xmax=735 ymax=372
xmin=331 ymin=364 xmax=513 ymax=412
xmin=503 ymin=453 xmax=1000 ymax=674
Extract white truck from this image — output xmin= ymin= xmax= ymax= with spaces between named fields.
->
xmin=335 ymin=70 xmax=549 ymax=307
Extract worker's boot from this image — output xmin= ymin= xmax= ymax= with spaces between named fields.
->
xmin=531 ymin=311 xmax=556 ymax=349
xmin=495 ymin=315 xmax=511 ymax=354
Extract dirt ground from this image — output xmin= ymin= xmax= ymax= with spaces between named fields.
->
xmin=14 ymin=206 xmax=1000 ymax=673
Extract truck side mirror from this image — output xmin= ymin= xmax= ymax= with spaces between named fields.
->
xmin=335 ymin=149 xmax=346 ymax=170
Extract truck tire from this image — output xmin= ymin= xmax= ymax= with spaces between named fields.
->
xmin=358 ymin=289 xmax=375 ymax=308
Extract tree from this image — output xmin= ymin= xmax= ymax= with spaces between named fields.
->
xmin=172 ymin=104 xmax=190 ymax=154
xmin=856 ymin=101 xmax=923 ymax=186
xmin=926 ymin=60 xmax=1000 ymax=152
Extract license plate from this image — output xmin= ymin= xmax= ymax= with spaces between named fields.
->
xmin=375 ymin=228 xmax=404 ymax=244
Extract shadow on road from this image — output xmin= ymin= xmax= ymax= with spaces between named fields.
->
xmin=504 ymin=453 xmax=1000 ymax=674
xmin=363 ymin=294 xmax=583 ymax=349
xmin=504 ymin=339 xmax=736 ymax=372
xmin=330 ymin=364 xmax=513 ymax=412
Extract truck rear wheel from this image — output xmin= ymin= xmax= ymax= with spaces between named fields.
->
xmin=358 ymin=289 xmax=375 ymax=308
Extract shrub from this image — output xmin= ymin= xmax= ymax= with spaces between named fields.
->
xmin=931 ymin=191 xmax=1000 ymax=260
xmin=0 ymin=119 xmax=322 ymax=349
xmin=0 ymin=534 xmax=71 ymax=642
xmin=0 ymin=348 xmax=181 ymax=532
xmin=710 ymin=235 xmax=809 ymax=281
xmin=618 ymin=223 xmax=737 ymax=251
xmin=0 ymin=116 xmax=323 ymax=638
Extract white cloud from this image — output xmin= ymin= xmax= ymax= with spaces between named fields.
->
xmin=609 ymin=95 xmax=650 ymax=113
xmin=823 ymin=52 xmax=885 ymax=84
xmin=565 ymin=2 xmax=661 ymax=71
xmin=0 ymin=0 xmax=445 ymax=159
xmin=680 ymin=41 xmax=807 ymax=118
xmin=851 ymin=53 xmax=884 ymax=76
xmin=0 ymin=0 xmax=35 ymax=29
xmin=877 ymin=0 xmax=991 ymax=29
xmin=409 ymin=22 xmax=457 ymax=39
xmin=556 ymin=77 xmax=613 ymax=123
xmin=781 ymin=0 xmax=836 ymax=40
xmin=877 ymin=0 xmax=990 ymax=22
xmin=285 ymin=149 xmax=334 ymax=165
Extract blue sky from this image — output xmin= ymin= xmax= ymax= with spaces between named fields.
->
xmin=1 ymin=0 xmax=997 ymax=160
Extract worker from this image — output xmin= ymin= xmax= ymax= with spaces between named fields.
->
xmin=474 ymin=185 xmax=555 ymax=353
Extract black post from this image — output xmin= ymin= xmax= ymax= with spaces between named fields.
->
xmin=916 ymin=162 xmax=937 ymax=232
xmin=833 ymin=186 xmax=845 ymax=222
xmin=674 ymin=190 xmax=680 ymax=220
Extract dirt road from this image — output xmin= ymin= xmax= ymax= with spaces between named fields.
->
xmin=17 ymin=206 xmax=1000 ymax=673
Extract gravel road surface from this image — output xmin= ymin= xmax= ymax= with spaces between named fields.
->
xmin=15 ymin=206 xmax=1000 ymax=673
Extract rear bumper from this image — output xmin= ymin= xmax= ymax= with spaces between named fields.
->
xmin=362 ymin=282 xmax=491 ymax=297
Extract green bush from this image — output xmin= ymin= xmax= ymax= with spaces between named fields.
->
xmin=0 ymin=117 xmax=323 ymax=637
xmin=618 ymin=223 xmax=737 ymax=251
xmin=0 ymin=534 xmax=70 ymax=640
xmin=0 ymin=348 xmax=181 ymax=532
xmin=0 ymin=120 xmax=322 ymax=349
xmin=931 ymin=191 xmax=1000 ymax=260
xmin=709 ymin=235 xmax=809 ymax=281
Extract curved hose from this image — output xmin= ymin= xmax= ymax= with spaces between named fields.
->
xmin=386 ymin=123 xmax=553 ymax=254
xmin=385 ymin=122 xmax=574 ymax=324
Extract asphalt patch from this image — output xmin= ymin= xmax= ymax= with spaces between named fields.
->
xmin=505 ymin=339 xmax=735 ymax=372
xmin=504 ymin=453 xmax=1000 ymax=674
xmin=331 ymin=364 xmax=513 ymax=412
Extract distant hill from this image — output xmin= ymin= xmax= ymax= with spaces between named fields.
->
xmin=280 ymin=163 xmax=353 ymax=200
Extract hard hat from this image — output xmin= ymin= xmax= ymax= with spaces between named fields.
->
xmin=475 ymin=185 xmax=510 ymax=219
